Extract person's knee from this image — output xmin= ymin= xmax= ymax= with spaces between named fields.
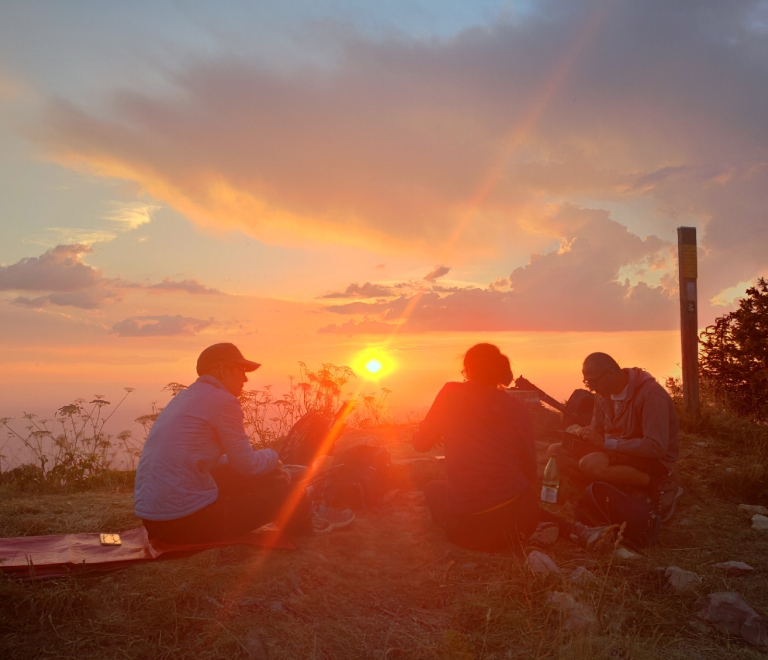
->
xmin=579 ymin=452 xmax=608 ymax=479
xmin=546 ymin=443 xmax=562 ymax=459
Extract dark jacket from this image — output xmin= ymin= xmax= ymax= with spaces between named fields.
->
xmin=591 ymin=368 xmax=679 ymax=469
xmin=413 ymin=381 xmax=537 ymax=515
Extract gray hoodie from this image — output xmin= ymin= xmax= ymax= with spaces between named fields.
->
xmin=591 ymin=368 xmax=679 ymax=469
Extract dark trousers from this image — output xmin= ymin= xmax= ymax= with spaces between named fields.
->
xmin=423 ymin=480 xmax=568 ymax=552
xmin=142 ymin=464 xmax=311 ymax=545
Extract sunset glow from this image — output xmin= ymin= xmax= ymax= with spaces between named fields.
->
xmin=0 ymin=1 xmax=765 ymax=431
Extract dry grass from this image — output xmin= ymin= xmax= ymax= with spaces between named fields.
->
xmin=1 ymin=421 xmax=768 ymax=659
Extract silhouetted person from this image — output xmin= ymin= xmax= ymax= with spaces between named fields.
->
xmin=414 ymin=343 xmax=606 ymax=552
xmin=134 ymin=343 xmax=310 ymax=544
xmin=547 ymin=352 xmax=681 ymax=519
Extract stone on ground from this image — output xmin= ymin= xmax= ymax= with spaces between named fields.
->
xmin=525 ymin=550 xmax=560 ymax=574
xmin=664 ymin=566 xmax=702 ymax=593
xmin=698 ymin=592 xmax=768 ymax=647
xmin=569 ymin=566 xmax=598 ymax=585
xmin=613 ymin=547 xmax=641 ymax=561
xmin=751 ymin=514 xmax=768 ymax=530
xmin=546 ymin=591 xmax=598 ymax=632
xmin=738 ymin=504 xmax=768 ymax=518
xmin=713 ymin=561 xmax=755 ymax=575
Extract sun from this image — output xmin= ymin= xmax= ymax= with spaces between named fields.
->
xmin=365 ymin=359 xmax=382 ymax=374
xmin=352 ymin=348 xmax=395 ymax=380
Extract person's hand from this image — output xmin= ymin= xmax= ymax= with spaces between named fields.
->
xmin=270 ymin=463 xmax=290 ymax=484
xmin=581 ymin=427 xmax=604 ymax=447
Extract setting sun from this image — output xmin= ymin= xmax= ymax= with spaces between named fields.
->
xmin=365 ymin=359 xmax=382 ymax=374
xmin=351 ymin=348 xmax=396 ymax=381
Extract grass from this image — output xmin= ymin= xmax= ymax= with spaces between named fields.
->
xmin=1 ymin=416 xmax=768 ymax=659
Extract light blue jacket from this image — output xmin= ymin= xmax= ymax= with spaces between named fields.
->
xmin=134 ymin=375 xmax=278 ymax=521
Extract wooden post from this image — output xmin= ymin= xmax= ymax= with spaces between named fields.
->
xmin=677 ymin=227 xmax=700 ymax=418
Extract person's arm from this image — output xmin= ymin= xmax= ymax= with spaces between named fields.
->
xmin=412 ymin=385 xmax=452 ymax=452
xmin=604 ymin=391 xmax=669 ymax=458
xmin=581 ymin=397 xmax=606 ymax=446
xmin=214 ymin=395 xmax=279 ymax=475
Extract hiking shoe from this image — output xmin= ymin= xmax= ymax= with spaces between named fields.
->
xmin=311 ymin=505 xmax=355 ymax=533
xmin=571 ymin=522 xmax=619 ymax=551
xmin=658 ymin=485 xmax=684 ymax=523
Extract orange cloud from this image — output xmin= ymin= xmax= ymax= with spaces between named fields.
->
xmin=28 ymin=1 xmax=768 ymax=306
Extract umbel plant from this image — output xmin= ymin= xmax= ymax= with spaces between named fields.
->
xmin=0 ymin=362 xmax=390 ymax=490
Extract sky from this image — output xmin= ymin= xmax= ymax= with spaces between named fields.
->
xmin=1 ymin=0 xmax=767 ymax=433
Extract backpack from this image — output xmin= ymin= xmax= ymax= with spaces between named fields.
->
xmin=311 ymin=443 xmax=392 ymax=511
xmin=278 ymin=401 xmax=355 ymax=466
xmin=576 ymin=482 xmax=660 ymax=548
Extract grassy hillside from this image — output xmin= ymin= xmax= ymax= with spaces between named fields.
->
xmin=1 ymin=416 xmax=767 ymax=659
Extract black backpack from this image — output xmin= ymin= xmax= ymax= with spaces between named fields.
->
xmin=576 ymin=482 xmax=660 ymax=548
xmin=311 ymin=443 xmax=392 ymax=511
xmin=278 ymin=402 xmax=354 ymax=466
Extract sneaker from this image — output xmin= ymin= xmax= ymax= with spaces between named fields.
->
xmin=311 ymin=505 xmax=355 ymax=533
xmin=570 ymin=522 xmax=619 ymax=551
xmin=658 ymin=485 xmax=684 ymax=523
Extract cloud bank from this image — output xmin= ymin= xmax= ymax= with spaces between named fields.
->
xmin=30 ymin=0 xmax=768 ymax=326
xmin=323 ymin=207 xmax=676 ymax=332
xmin=0 ymin=244 xmax=223 ymax=310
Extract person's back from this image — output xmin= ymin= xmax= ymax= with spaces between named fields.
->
xmin=134 ymin=375 xmax=276 ymax=521
xmin=132 ymin=343 xmax=301 ymax=544
xmin=415 ymin=379 xmax=536 ymax=515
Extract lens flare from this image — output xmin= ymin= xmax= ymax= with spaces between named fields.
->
xmin=365 ymin=359 xmax=382 ymax=374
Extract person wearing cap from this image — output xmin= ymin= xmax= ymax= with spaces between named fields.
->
xmin=134 ymin=343 xmax=308 ymax=543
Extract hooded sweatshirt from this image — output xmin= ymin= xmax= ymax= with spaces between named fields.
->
xmin=591 ymin=368 xmax=679 ymax=469
xmin=134 ymin=375 xmax=279 ymax=521
xmin=413 ymin=380 xmax=537 ymax=515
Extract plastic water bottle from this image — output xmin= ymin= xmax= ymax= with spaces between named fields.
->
xmin=541 ymin=456 xmax=560 ymax=504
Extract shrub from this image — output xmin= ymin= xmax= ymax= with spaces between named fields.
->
xmin=699 ymin=277 xmax=768 ymax=420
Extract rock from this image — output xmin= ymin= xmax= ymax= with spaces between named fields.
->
xmin=203 ymin=595 xmax=223 ymax=607
xmin=664 ymin=566 xmax=702 ymax=593
xmin=546 ymin=592 xmax=598 ymax=632
xmin=530 ymin=523 xmax=559 ymax=546
xmin=726 ymin=467 xmax=735 ymax=473
xmin=613 ymin=547 xmax=641 ymax=561
xmin=240 ymin=597 xmax=267 ymax=607
xmin=738 ymin=504 xmax=768 ymax=518
xmin=695 ymin=442 xmax=709 ymax=448
xmin=713 ymin=561 xmax=755 ymax=576
xmin=525 ymin=551 xmax=560 ymax=574
xmin=268 ymin=601 xmax=287 ymax=614
xmin=688 ymin=619 xmax=710 ymax=634
xmin=698 ymin=592 xmax=768 ymax=647
xmin=460 ymin=562 xmax=477 ymax=572
xmin=751 ymin=514 xmax=768 ymax=530
xmin=242 ymin=630 xmax=268 ymax=660
xmin=569 ymin=566 xmax=598 ymax=586
xmin=678 ymin=518 xmax=695 ymax=527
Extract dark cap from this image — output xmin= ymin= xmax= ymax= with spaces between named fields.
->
xmin=196 ymin=343 xmax=261 ymax=376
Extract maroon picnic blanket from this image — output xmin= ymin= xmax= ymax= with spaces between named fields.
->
xmin=0 ymin=525 xmax=295 ymax=579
